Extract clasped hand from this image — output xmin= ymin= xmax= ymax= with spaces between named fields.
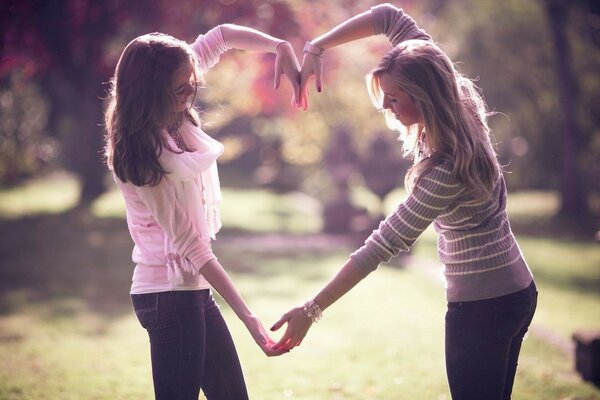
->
xmin=273 ymin=43 xmax=323 ymax=110
xmin=249 ymin=305 xmax=314 ymax=356
xmin=254 ymin=46 xmax=324 ymax=356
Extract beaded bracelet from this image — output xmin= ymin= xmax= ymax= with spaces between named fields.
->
xmin=303 ymin=41 xmax=325 ymax=58
xmin=303 ymin=299 xmax=323 ymax=323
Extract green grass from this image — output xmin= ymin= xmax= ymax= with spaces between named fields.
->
xmin=0 ymin=172 xmax=599 ymax=399
xmin=1 ymin=247 xmax=599 ymax=399
xmin=0 ymin=172 xmax=79 ymax=217
xmin=518 ymin=237 xmax=600 ymax=339
xmin=93 ymin=184 xmax=322 ymax=234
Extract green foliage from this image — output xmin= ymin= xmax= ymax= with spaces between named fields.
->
xmin=430 ymin=0 xmax=599 ymax=195
xmin=2 ymin=0 xmax=598 ymax=217
xmin=0 ymin=73 xmax=55 ymax=185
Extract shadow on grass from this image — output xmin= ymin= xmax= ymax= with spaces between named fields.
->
xmin=0 ymin=210 xmax=360 ymax=326
xmin=529 ymin=267 xmax=600 ymax=297
xmin=3 ymin=206 xmax=595 ymax=335
xmin=510 ymin=214 xmax=598 ymax=242
xmin=0 ymin=209 xmax=135 ymax=320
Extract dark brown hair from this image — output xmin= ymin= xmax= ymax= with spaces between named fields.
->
xmin=104 ymin=33 xmax=201 ymax=186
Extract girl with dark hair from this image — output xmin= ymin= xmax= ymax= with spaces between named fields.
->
xmin=105 ymin=25 xmax=299 ymax=400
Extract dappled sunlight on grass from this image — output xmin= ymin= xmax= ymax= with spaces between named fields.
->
xmin=91 ymin=186 xmax=125 ymax=218
xmin=506 ymin=190 xmax=560 ymax=219
xmin=1 ymin=174 xmax=599 ymax=398
xmin=0 ymin=172 xmax=79 ymax=218
xmin=518 ymin=237 xmax=600 ymax=339
xmin=221 ymin=261 xmax=452 ymax=399
xmin=0 ymin=305 xmax=153 ymax=399
xmin=220 ymin=188 xmax=322 ymax=234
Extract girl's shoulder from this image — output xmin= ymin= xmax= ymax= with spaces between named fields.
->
xmin=412 ymin=157 xmax=461 ymax=193
xmin=422 ymin=156 xmax=455 ymax=179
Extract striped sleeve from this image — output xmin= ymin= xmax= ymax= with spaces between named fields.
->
xmin=371 ymin=3 xmax=431 ymax=47
xmin=351 ymin=163 xmax=463 ymax=273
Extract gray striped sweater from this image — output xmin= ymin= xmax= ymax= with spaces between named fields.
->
xmin=350 ymin=161 xmax=533 ymax=301
xmin=350 ymin=5 xmax=534 ymax=301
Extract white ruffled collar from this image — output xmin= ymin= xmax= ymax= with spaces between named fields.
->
xmin=160 ymin=121 xmax=224 ymax=181
xmin=159 ymin=120 xmax=224 ymax=240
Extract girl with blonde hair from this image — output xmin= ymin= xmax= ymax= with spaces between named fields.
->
xmin=272 ymin=4 xmax=536 ymax=399
xmin=105 ymin=24 xmax=299 ymax=400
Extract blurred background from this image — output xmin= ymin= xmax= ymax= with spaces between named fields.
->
xmin=1 ymin=0 xmax=599 ymax=399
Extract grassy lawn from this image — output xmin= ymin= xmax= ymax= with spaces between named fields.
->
xmin=0 ymin=173 xmax=599 ymax=399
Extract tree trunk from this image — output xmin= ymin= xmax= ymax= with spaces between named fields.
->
xmin=544 ymin=0 xmax=588 ymax=217
xmin=72 ymin=78 xmax=107 ymax=206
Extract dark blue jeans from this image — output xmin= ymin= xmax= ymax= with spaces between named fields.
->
xmin=131 ymin=290 xmax=249 ymax=400
xmin=445 ymin=281 xmax=537 ymax=400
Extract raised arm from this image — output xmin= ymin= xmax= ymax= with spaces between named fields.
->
xmin=299 ymin=3 xmax=430 ymax=109
xmin=219 ymin=24 xmax=301 ymax=103
xmin=298 ymin=10 xmax=375 ymax=109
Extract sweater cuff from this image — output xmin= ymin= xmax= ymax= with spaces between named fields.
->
xmin=349 ymin=243 xmax=385 ymax=275
xmin=167 ymin=250 xmax=217 ymax=285
xmin=371 ymin=3 xmax=431 ymax=47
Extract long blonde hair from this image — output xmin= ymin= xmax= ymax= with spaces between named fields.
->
xmin=104 ymin=33 xmax=202 ymax=186
xmin=366 ymin=39 xmax=499 ymax=202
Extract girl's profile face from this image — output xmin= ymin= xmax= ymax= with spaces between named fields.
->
xmin=379 ymin=72 xmax=422 ymax=127
xmin=171 ymin=61 xmax=196 ymax=113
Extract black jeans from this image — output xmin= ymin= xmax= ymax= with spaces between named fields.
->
xmin=131 ymin=290 xmax=249 ymax=400
xmin=445 ymin=281 xmax=537 ymax=400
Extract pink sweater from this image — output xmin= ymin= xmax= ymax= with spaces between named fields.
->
xmin=115 ymin=27 xmax=229 ymax=294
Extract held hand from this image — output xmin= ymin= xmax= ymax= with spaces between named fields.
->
xmin=298 ymin=53 xmax=323 ymax=110
xmin=246 ymin=314 xmax=289 ymax=357
xmin=270 ymin=306 xmax=313 ymax=350
xmin=274 ymin=42 xmax=301 ymax=107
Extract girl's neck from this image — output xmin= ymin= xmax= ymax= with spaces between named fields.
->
xmin=166 ymin=113 xmax=188 ymax=151
xmin=167 ymin=113 xmax=184 ymax=134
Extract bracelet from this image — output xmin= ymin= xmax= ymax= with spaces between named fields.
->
xmin=303 ymin=41 xmax=325 ymax=58
xmin=303 ymin=299 xmax=323 ymax=323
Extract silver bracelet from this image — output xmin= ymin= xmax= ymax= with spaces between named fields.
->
xmin=303 ymin=41 xmax=325 ymax=58
xmin=303 ymin=299 xmax=323 ymax=323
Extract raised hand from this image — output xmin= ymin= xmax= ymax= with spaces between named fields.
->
xmin=245 ymin=314 xmax=290 ymax=357
xmin=274 ymin=41 xmax=301 ymax=107
xmin=270 ymin=305 xmax=313 ymax=350
xmin=298 ymin=52 xmax=323 ymax=110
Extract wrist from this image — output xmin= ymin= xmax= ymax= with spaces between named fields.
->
xmin=238 ymin=310 xmax=258 ymax=326
xmin=302 ymin=298 xmax=323 ymax=323
xmin=275 ymin=40 xmax=288 ymax=51
xmin=303 ymin=41 xmax=325 ymax=58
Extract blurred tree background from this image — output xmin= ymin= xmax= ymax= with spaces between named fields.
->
xmin=1 ymin=0 xmax=599 ymax=232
